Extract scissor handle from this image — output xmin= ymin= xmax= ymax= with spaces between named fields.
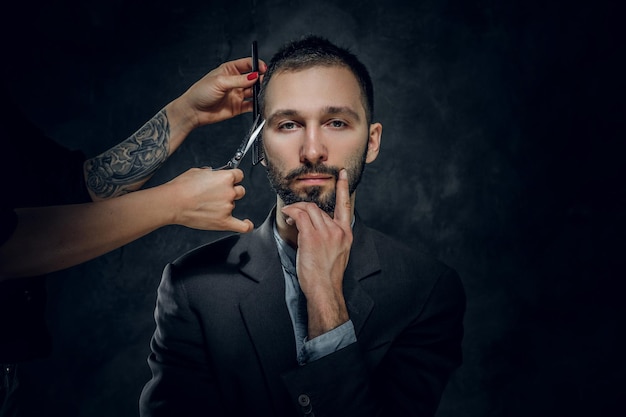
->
xmin=212 ymin=163 xmax=231 ymax=171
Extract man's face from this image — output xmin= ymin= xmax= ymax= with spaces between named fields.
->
xmin=262 ymin=66 xmax=381 ymax=214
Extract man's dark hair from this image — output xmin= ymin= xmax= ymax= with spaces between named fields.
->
xmin=259 ymin=35 xmax=375 ymax=123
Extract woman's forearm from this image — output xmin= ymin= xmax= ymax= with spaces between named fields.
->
xmin=0 ymin=187 xmax=170 ymax=280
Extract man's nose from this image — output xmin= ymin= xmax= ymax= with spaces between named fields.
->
xmin=300 ymin=126 xmax=327 ymax=164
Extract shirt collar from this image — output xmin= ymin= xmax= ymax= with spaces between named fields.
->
xmin=273 ymin=222 xmax=297 ymax=276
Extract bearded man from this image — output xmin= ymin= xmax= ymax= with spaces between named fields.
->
xmin=140 ymin=35 xmax=466 ymax=417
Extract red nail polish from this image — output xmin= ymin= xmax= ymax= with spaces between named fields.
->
xmin=247 ymin=72 xmax=258 ymax=80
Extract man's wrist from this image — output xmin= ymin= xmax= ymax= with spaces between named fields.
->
xmin=307 ymin=297 xmax=349 ymax=339
xmin=299 ymin=320 xmax=357 ymax=364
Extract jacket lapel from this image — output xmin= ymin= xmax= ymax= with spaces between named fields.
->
xmin=343 ymin=215 xmax=379 ymax=336
xmin=238 ymin=211 xmax=297 ymax=406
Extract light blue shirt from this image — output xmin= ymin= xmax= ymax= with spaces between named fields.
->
xmin=273 ymin=223 xmax=357 ymax=365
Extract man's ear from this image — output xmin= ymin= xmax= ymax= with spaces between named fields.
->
xmin=366 ymin=122 xmax=382 ymax=163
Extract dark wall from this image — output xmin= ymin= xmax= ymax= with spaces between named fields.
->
xmin=2 ymin=0 xmax=624 ymax=416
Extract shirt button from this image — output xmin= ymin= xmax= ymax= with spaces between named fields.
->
xmin=298 ymin=394 xmax=310 ymax=407
xmin=298 ymin=394 xmax=313 ymax=415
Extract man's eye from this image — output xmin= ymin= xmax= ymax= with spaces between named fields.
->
xmin=278 ymin=122 xmax=298 ymax=130
xmin=328 ymin=120 xmax=346 ymax=128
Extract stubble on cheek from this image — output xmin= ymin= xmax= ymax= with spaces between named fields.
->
xmin=264 ymin=141 xmax=368 ymax=214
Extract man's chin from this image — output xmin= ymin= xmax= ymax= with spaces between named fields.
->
xmin=301 ymin=194 xmax=336 ymax=215
xmin=280 ymin=187 xmax=336 ymax=214
xmin=301 ymin=186 xmax=334 ymax=201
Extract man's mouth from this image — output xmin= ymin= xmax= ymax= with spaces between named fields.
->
xmin=295 ymin=174 xmax=335 ymax=185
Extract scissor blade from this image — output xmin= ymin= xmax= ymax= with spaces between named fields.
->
xmin=212 ymin=117 xmax=266 ymax=170
xmin=242 ymin=119 xmax=265 ymax=157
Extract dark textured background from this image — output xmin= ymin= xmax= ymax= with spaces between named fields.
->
xmin=2 ymin=0 xmax=624 ymax=416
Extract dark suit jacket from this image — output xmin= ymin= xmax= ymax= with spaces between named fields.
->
xmin=140 ymin=210 xmax=465 ymax=417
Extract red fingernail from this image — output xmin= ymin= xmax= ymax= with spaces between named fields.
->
xmin=247 ymin=72 xmax=258 ymax=80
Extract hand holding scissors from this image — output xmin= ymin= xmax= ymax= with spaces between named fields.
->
xmin=212 ymin=115 xmax=265 ymax=170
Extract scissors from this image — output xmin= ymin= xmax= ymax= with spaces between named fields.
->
xmin=212 ymin=115 xmax=266 ymax=170
xmin=213 ymin=41 xmax=264 ymax=170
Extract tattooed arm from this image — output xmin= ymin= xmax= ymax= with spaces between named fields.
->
xmin=0 ymin=57 xmax=265 ymax=279
xmin=85 ymin=110 xmax=172 ymax=199
xmin=85 ymin=57 xmax=266 ymax=200
xmin=0 ymin=167 xmax=252 ymax=280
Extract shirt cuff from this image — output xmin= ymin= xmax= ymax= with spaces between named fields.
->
xmin=298 ymin=320 xmax=357 ymax=365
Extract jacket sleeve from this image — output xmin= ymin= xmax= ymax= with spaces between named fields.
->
xmin=280 ymin=267 xmax=466 ymax=417
xmin=139 ymin=263 xmax=227 ymax=417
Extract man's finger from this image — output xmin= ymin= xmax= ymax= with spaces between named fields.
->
xmin=281 ymin=204 xmax=314 ymax=232
xmin=333 ymin=169 xmax=351 ymax=226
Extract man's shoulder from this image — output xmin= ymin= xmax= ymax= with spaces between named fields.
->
xmin=170 ymin=232 xmax=250 ymax=270
xmin=158 ymin=233 xmax=252 ymax=294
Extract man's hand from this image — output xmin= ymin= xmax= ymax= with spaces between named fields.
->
xmin=162 ymin=167 xmax=253 ymax=233
xmin=281 ymin=169 xmax=353 ymax=338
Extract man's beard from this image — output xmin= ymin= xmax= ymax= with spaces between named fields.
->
xmin=265 ymin=149 xmax=367 ymax=215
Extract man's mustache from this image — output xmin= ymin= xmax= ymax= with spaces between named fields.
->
xmin=285 ymin=164 xmax=340 ymax=182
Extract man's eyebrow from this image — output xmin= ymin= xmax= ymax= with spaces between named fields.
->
xmin=323 ymin=106 xmax=361 ymax=122
xmin=266 ymin=106 xmax=361 ymax=125
xmin=266 ymin=109 xmax=299 ymax=126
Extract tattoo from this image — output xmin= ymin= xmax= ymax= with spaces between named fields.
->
xmin=85 ymin=109 xmax=170 ymax=198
